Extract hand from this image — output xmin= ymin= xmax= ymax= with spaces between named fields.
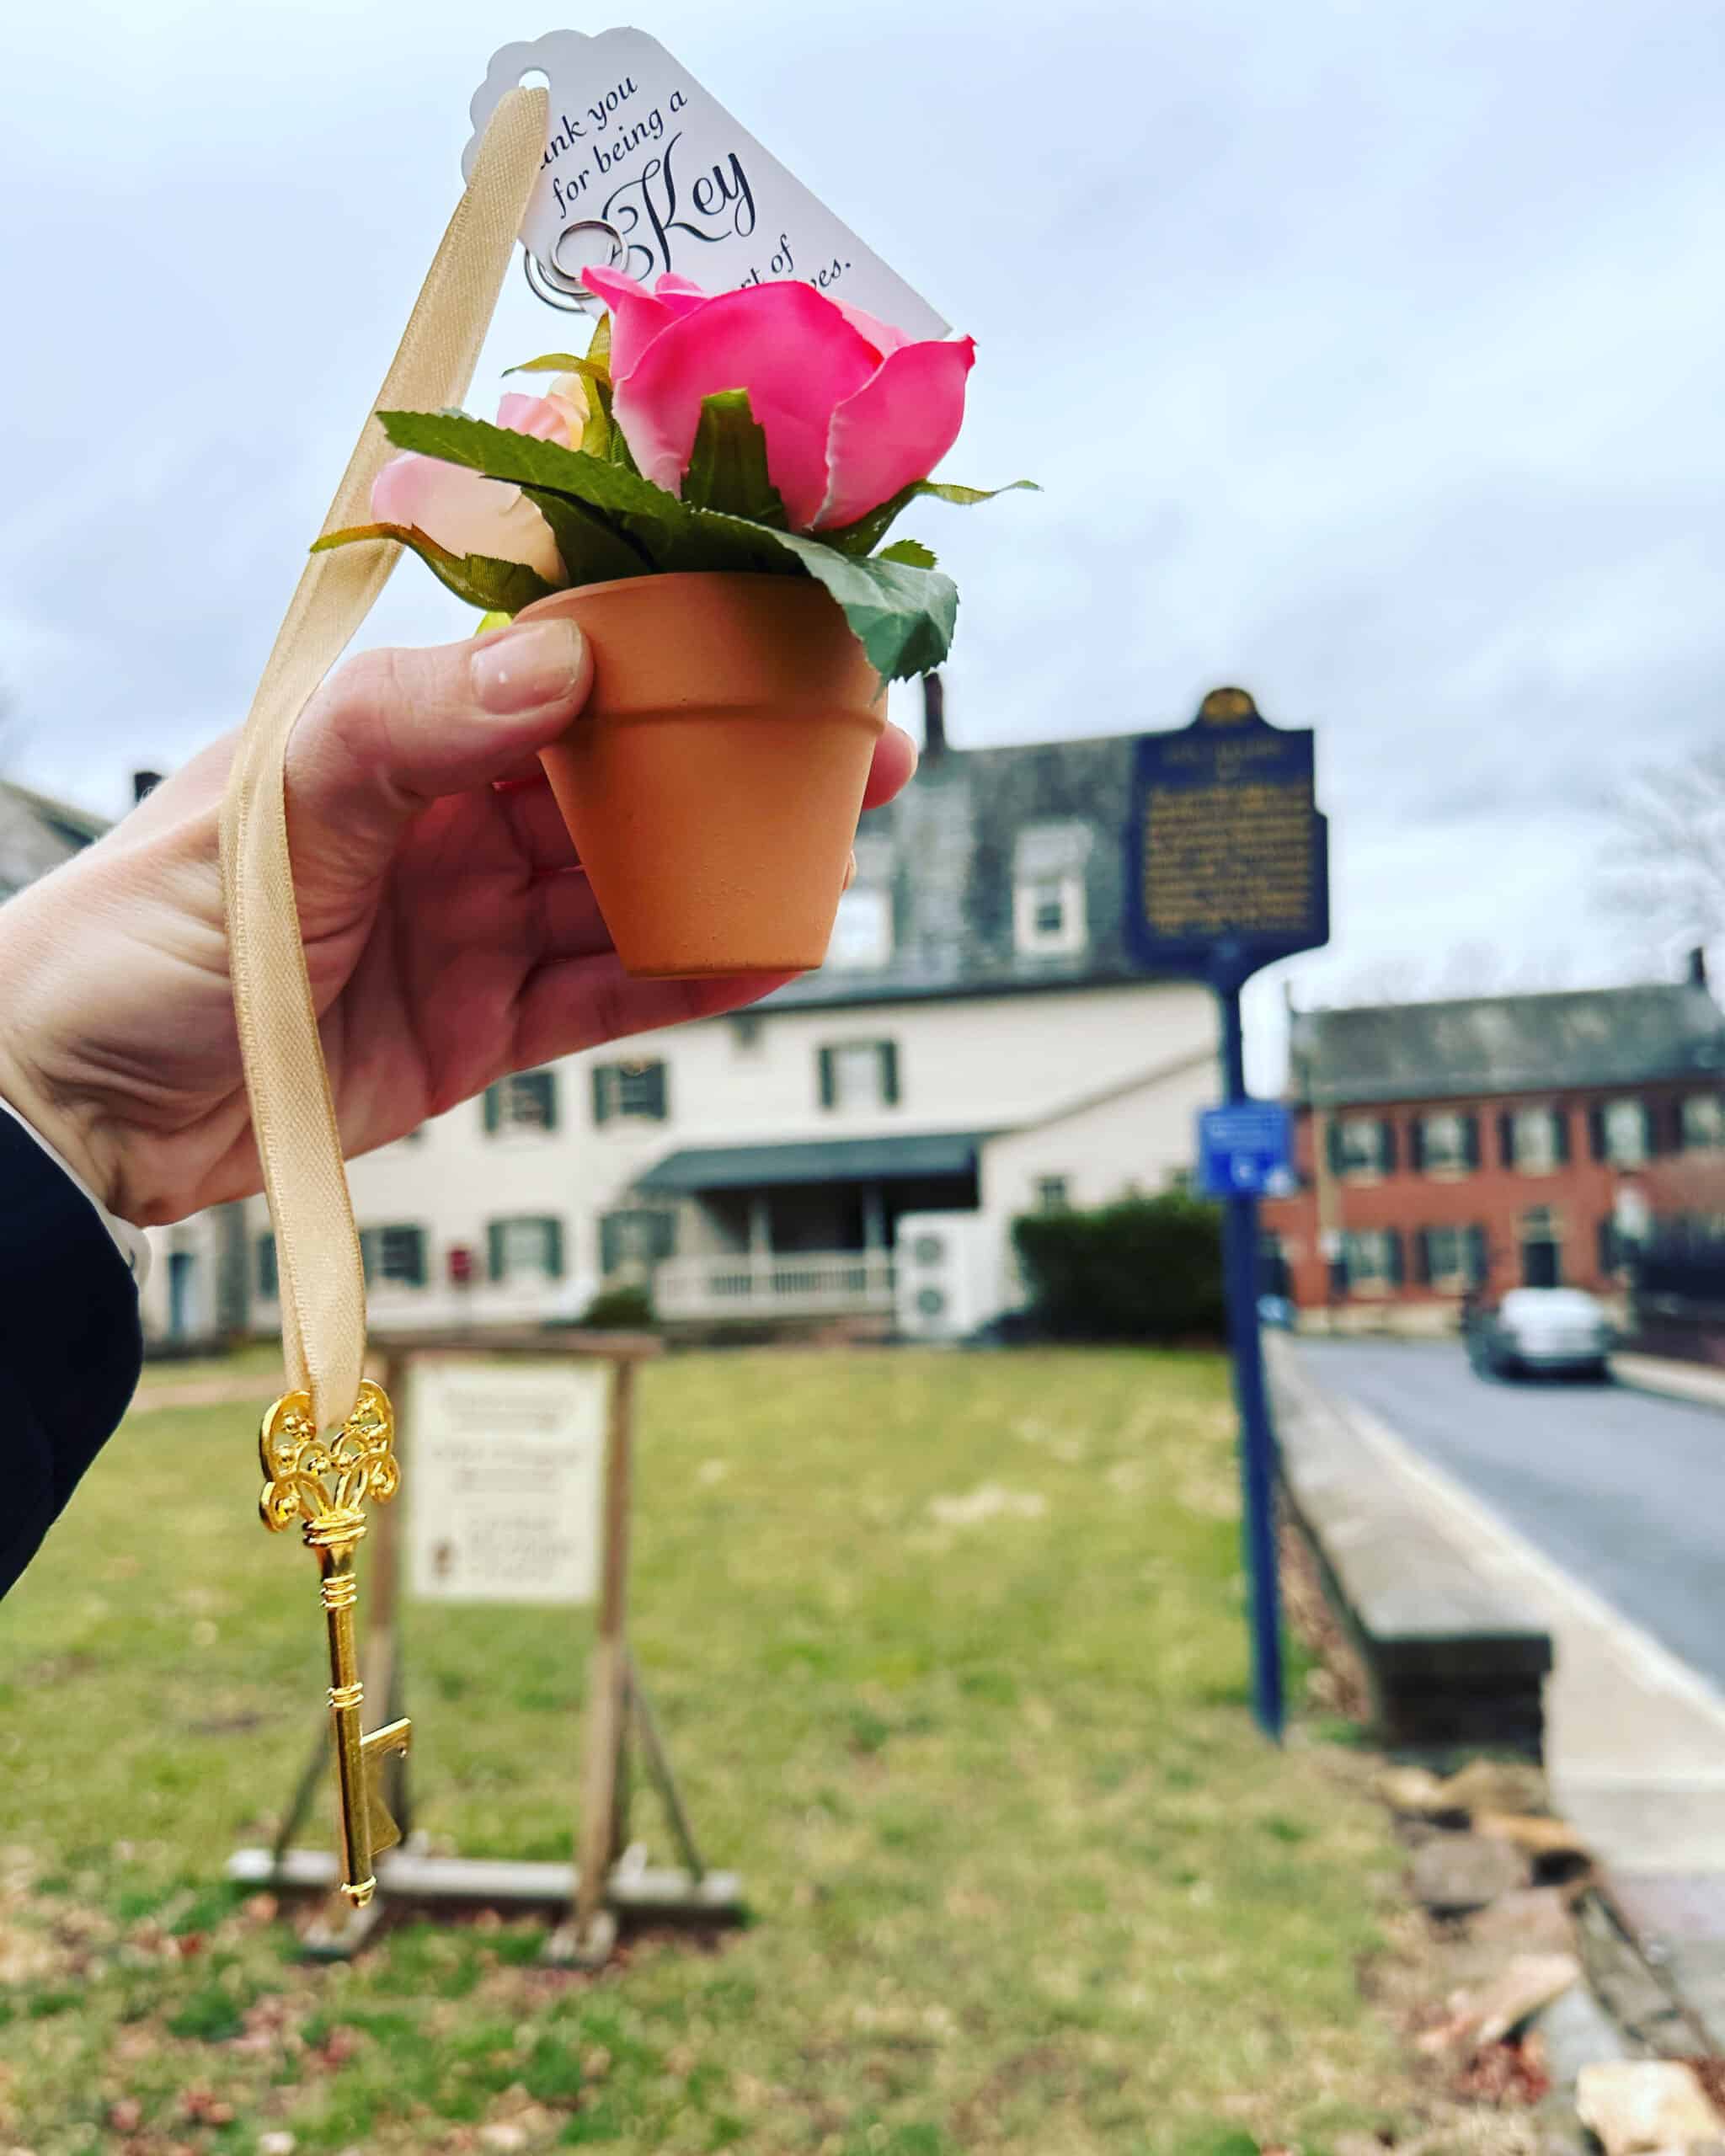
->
xmin=0 ymin=589 xmax=917 ymax=1226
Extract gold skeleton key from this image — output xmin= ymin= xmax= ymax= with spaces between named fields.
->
xmin=259 ymin=1380 xmax=411 ymax=1908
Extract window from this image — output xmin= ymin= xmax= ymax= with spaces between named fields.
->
xmin=1012 ymin=820 xmax=1092 ymax=958
xmin=483 ymin=1069 xmax=557 ymax=1134
xmin=818 ymin=1040 xmax=900 ymax=1112
xmin=1589 ymin=1099 xmax=1649 ymax=1168
xmin=1503 ymin=1106 xmax=1567 ymax=1173
xmin=1341 ymin=1228 xmax=1402 ymax=1290
xmin=1415 ymin=1112 xmax=1477 ymax=1176
xmin=592 ymin=1059 xmax=668 ymax=1123
xmin=1684 ymin=1095 xmax=1725 ymax=1151
xmin=360 ymin=1225 xmax=427 ymax=1287
xmin=1331 ymin=1117 xmax=1396 ymax=1179
xmin=1035 ymin=1176 xmax=1071 ymax=1213
xmin=599 ymin=1207 xmax=678 ymax=1274
xmin=1418 ymin=1224 xmax=1486 ymax=1288
xmin=826 ymin=885 xmax=894 ymax=970
xmin=256 ymin=1232 xmax=278 ymax=1299
xmin=487 ymin=1215 xmax=565 ymax=1282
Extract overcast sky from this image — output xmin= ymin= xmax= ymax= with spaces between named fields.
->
xmin=3 ymin=0 xmax=1721 ymax=1083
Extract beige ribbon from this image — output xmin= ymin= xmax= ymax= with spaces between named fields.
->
xmin=219 ymin=87 xmax=547 ymax=1432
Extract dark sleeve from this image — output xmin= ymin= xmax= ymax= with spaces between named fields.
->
xmin=0 ymin=1111 xmax=142 ymax=1599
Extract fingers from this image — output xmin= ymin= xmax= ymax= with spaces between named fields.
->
xmin=283 ymin=616 xmax=593 ymax=899
xmin=863 ymin=722 xmax=918 ymax=811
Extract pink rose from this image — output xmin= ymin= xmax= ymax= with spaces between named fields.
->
xmin=583 ymin=267 xmax=975 ymax=533
xmin=370 ymin=376 xmax=589 ymax=583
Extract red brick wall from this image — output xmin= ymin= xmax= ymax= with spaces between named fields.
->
xmin=1262 ymin=1081 xmax=1713 ymax=1311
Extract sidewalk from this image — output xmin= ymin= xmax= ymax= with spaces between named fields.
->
xmin=1275 ymin=1338 xmax=1725 ymax=2047
xmin=1611 ymin=1351 xmax=1725 ymax=1413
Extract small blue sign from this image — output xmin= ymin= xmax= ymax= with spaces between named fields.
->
xmin=1198 ymin=1102 xmax=1294 ymax=1198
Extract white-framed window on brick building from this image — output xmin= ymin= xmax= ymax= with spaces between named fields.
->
xmin=360 ymin=1224 xmax=427 ymax=1288
xmin=1341 ymin=1228 xmax=1402 ymax=1294
xmin=818 ymin=1040 xmax=900 ymax=1112
xmin=1413 ymin=1111 xmax=1478 ymax=1176
xmin=1330 ymin=1116 xmax=1397 ymax=1179
xmin=1415 ymin=1223 xmax=1487 ymax=1289
xmin=487 ymin=1215 xmax=565 ymax=1282
xmin=1502 ymin=1105 xmax=1567 ymax=1174
xmin=483 ymin=1069 xmax=558 ymax=1134
xmin=1684 ymin=1094 xmax=1725 ymax=1151
xmin=1588 ymin=1098 xmax=1649 ymax=1168
xmin=592 ymin=1059 xmax=668 ymax=1124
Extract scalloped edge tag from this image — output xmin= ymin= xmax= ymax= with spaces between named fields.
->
xmin=465 ymin=29 xmax=948 ymax=339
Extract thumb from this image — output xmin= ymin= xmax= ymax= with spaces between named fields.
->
xmin=283 ymin=604 xmax=592 ymax=889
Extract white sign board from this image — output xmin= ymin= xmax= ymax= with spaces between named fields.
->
xmin=408 ymin=1359 xmax=608 ymax=1605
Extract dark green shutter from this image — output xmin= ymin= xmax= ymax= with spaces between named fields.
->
xmin=652 ymin=1209 xmax=677 ymax=1260
xmin=409 ymin=1229 xmax=427 ymax=1287
xmin=1410 ymin=1119 xmax=1426 ymax=1173
xmin=257 ymin=1233 xmax=278 ymax=1298
xmin=1466 ymin=1225 xmax=1489 ymax=1286
xmin=818 ymin=1047 xmax=836 ymax=1109
xmin=600 ymin=1214 xmax=622 ymax=1275
xmin=1386 ymin=1230 xmax=1405 ymax=1287
xmin=545 ymin=1216 xmax=565 ymax=1278
xmin=1552 ymin=1107 xmax=1570 ymax=1165
xmin=1589 ymin=1106 xmax=1606 ymax=1161
xmin=880 ymin=1041 xmax=900 ymax=1107
xmin=483 ymin=1085 xmax=500 ymax=1134
xmin=540 ymin=1072 xmax=559 ymax=1132
xmin=1413 ymin=1229 xmax=1430 ymax=1284
xmin=1326 ymin=1119 xmax=1344 ymax=1176
xmin=1463 ymin=1114 xmax=1481 ymax=1170
xmin=1498 ymin=1111 xmax=1515 ymax=1167
xmin=592 ymin=1066 xmax=611 ymax=1125
xmin=1380 ymin=1119 xmax=1397 ymax=1174
xmin=487 ymin=1220 xmax=505 ymax=1281
xmin=648 ymin=1062 xmax=668 ymax=1120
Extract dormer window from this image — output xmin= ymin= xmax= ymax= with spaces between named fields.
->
xmin=1013 ymin=821 xmax=1092 ymax=958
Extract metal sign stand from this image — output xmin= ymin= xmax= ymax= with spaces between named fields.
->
xmin=226 ymin=1330 xmax=742 ymax=1963
xmin=1124 ymin=687 xmax=1332 ymax=1743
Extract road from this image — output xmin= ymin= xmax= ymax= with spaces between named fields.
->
xmin=1297 ymin=1337 xmax=1725 ymax=1692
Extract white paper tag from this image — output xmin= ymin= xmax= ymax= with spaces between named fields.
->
xmin=465 ymin=29 xmax=948 ymax=339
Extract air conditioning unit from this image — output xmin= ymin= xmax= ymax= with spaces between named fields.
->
xmin=894 ymin=1211 xmax=1007 ymax=1342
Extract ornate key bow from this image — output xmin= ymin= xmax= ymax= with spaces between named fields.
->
xmin=259 ymin=1381 xmax=410 ymax=1907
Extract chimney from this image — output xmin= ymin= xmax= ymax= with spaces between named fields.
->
xmin=1689 ymin=946 xmax=1708 ymax=989
xmin=921 ymin=671 xmax=947 ymax=760
xmin=132 ymin=771 xmax=163 ymax=805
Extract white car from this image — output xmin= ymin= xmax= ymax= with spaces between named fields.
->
xmin=1466 ymin=1288 xmax=1615 ymax=1382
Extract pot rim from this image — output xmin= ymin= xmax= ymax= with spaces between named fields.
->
xmin=526 ymin=568 xmax=840 ymax=607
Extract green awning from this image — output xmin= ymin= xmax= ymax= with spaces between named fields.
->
xmin=634 ymin=1131 xmax=996 ymax=1194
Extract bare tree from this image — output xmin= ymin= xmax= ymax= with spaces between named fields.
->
xmin=1600 ymin=744 xmax=1725 ymax=953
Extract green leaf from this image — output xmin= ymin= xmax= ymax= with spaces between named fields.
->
xmin=503 ymin=353 xmax=607 ymax=382
xmin=698 ymin=517 xmax=958 ymax=680
xmin=877 ymin=538 xmax=937 ymax=569
xmin=377 ymin=411 xmax=681 ymax=555
xmin=682 ymin=391 xmax=787 ymax=526
xmin=823 ymin=477 xmax=1039 ymax=557
xmin=520 ymin=486 xmax=650 ymax=582
xmin=311 ymin=524 xmax=553 ymax=616
xmin=587 ymin=311 xmax=612 ymax=380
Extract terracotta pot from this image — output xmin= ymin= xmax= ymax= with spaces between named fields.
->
xmin=537 ymin=572 xmax=887 ymax=977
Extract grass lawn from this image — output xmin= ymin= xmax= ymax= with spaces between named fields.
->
xmin=0 ymin=1348 xmax=1420 ymax=2154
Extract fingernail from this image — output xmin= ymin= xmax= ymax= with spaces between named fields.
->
xmin=471 ymin=621 xmax=585 ymax=714
xmin=843 ymin=851 xmax=857 ymax=890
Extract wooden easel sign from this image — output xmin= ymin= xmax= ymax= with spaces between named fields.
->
xmin=227 ymin=1334 xmax=740 ymax=1962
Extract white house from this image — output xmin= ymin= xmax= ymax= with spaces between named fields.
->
xmin=248 ymin=696 xmax=1221 ymax=1341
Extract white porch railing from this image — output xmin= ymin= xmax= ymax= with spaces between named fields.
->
xmin=653 ymin=1250 xmax=896 ymax=1321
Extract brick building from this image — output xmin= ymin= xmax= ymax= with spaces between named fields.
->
xmin=1262 ymin=962 xmax=1725 ymax=1317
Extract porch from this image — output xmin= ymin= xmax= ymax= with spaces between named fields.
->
xmin=631 ymin=1131 xmax=991 ymax=1323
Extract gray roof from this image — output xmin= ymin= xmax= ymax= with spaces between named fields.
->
xmin=0 ymin=779 xmax=106 ymax=899
xmin=636 ymin=1130 xmax=996 ymax=1193
xmin=1290 ymin=984 xmax=1725 ymax=1107
xmin=765 ymin=732 xmax=1144 ymax=1011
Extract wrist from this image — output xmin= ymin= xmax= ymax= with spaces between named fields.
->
xmin=0 ymin=1042 xmax=122 ymax=1217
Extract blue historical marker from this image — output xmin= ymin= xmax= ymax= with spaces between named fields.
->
xmin=1124 ymin=687 xmax=1330 ymax=1742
